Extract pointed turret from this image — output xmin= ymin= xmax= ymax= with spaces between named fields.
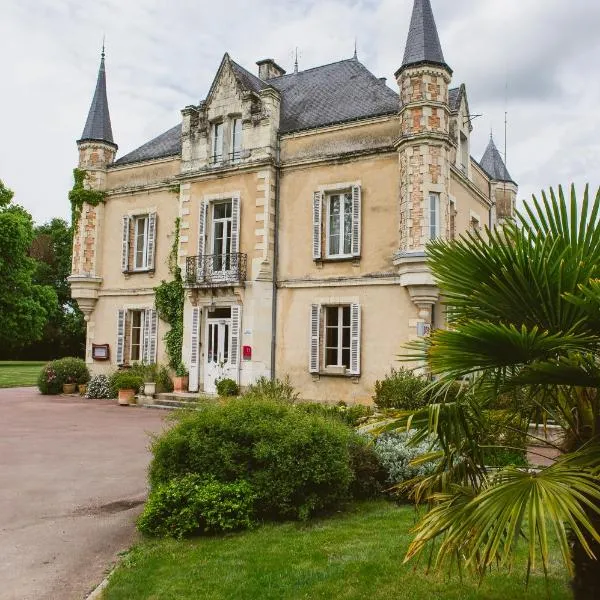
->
xmin=397 ymin=0 xmax=451 ymax=77
xmin=480 ymin=135 xmax=514 ymax=183
xmin=79 ymin=48 xmax=115 ymax=146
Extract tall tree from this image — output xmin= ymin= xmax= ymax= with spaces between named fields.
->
xmin=396 ymin=186 xmax=600 ymax=599
xmin=0 ymin=180 xmax=58 ymax=351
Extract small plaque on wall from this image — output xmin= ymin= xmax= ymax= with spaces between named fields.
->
xmin=92 ymin=344 xmax=110 ymax=361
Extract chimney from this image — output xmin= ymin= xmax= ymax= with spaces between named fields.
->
xmin=257 ymin=59 xmax=286 ymax=80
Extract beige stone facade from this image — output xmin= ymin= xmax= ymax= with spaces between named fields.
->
xmin=70 ymin=0 xmax=517 ymax=403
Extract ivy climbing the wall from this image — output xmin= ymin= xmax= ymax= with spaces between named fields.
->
xmin=68 ymin=168 xmax=106 ymax=228
xmin=154 ymin=217 xmax=184 ymax=370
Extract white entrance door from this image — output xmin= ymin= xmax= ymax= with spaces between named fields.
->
xmin=204 ymin=317 xmax=233 ymax=393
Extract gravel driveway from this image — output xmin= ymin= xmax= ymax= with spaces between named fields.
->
xmin=0 ymin=388 xmax=166 ymax=600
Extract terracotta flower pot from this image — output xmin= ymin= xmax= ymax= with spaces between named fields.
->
xmin=78 ymin=384 xmax=87 ymax=396
xmin=63 ymin=383 xmax=77 ymax=394
xmin=173 ymin=376 xmax=189 ymax=393
xmin=118 ymin=388 xmax=136 ymax=405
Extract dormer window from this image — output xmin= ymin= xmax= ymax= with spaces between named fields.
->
xmin=211 ymin=122 xmax=223 ymax=163
xmin=231 ymin=118 xmax=242 ymax=163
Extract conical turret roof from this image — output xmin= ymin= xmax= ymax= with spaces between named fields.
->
xmin=480 ymin=136 xmax=514 ymax=183
xmin=398 ymin=0 xmax=451 ymax=75
xmin=79 ymin=50 xmax=114 ymax=145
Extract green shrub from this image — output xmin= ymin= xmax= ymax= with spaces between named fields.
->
xmin=110 ymin=371 xmax=143 ymax=392
xmin=126 ymin=363 xmax=173 ymax=393
xmin=348 ymin=435 xmax=387 ymax=499
xmin=138 ymin=475 xmax=256 ymax=538
xmin=296 ymin=401 xmax=374 ymax=427
xmin=481 ymin=410 xmax=528 ymax=467
xmin=216 ymin=378 xmax=239 ymax=397
xmin=175 ymin=362 xmax=188 ymax=377
xmin=37 ymin=357 xmax=90 ymax=395
xmin=244 ymin=376 xmax=299 ymax=403
xmin=85 ymin=374 xmax=114 ymax=399
xmin=373 ymin=368 xmax=430 ymax=410
xmin=156 ymin=365 xmax=174 ymax=393
xmin=149 ymin=398 xmax=354 ymax=520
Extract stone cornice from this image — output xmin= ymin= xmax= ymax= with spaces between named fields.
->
xmin=280 ymin=145 xmax=396 ymax=172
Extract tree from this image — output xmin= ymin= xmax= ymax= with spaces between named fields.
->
xmin=395 ymin=186 xmax=600 ymax=599
xmin=0 ymin=181 xmax=58 ymax=351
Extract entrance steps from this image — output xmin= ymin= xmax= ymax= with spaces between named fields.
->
xmin=140 ymin=392 xmax=215 ymax=411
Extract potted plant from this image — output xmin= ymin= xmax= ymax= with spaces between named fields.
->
xmin=173 ymin=362 xmax=189 ymax=393
xmin=112 ymin=372 xmax=143 ymax=406
xmin=63 ymin=376 xmax=77 ymax=395
xmin=142 ymin=363 xmax=157 ymax=397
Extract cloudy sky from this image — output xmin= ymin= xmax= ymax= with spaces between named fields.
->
xmin=2 ymin=0 xmax=600 ymax=224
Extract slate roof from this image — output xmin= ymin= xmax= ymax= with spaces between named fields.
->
xmin=399 ymin=0 xmax=451 ymax=74
xmin=448 ymin=87 xmax=460 ymax=111
xmin=480 ymin=136 xmax=515 ymax=183
xmin=114 ymin=58 xmax=399 ymax=166
xmin=80 ymin=54 xmax=114 ymax=145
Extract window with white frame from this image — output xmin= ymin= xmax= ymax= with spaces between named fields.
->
xmin=133 ymin=215 xmax=149 ymax=270
xmin=312 ymin=185 xmax=361 ymax=261
xmin=429 ymin=192 xmax=440 ymax=239
xmin=121 ymin=213 xmax=157 ymax=273
xmin=325 ymin=305 xmax=351 ymax=368
xmin=115 ymin=308 xmax=158 ymax=366
xmin=211 ymin=122 xmax=223 ymax=163
xmin=211 ymin=201 xmax=233 ymax=271
xmin=231 ymin=118 xmax=242 ymax=162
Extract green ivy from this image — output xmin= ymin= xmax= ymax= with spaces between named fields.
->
xmin=155 ymin=217 xmax=184 ymax=370
xmin=68 ymin=168 xmax=106 ymax=228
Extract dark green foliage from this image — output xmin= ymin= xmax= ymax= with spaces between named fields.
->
xmin=138 ymin=475 xmax=256 ymax=538
xmin=373 ymin=368 xmax=430 ymax=410
xmin=296 ymin=401 xmax=374 ymax=427
xmin=244 ymin=376 xmax=299 ymax=403
xmin=216 ymin=378 xmax=239 ymax=397
xmin=149 ymin=398 xmax=354 ymax=520
xmin=68 ymin=168 xmax=105 ymax=227
xmin=127 ymin=363 xmax=173 ymax=392
xmin=348 ymin=436 xmax=387 ymax=499
xmin=174 ymin=361 xmax=188 ymax=377
xmin=37 ymin=357 xmax=90 ymax=394
xmin=111 ymin=372 xmax=143 ymax=391
xmin=481 ymin=410 xmax=528 ymax=467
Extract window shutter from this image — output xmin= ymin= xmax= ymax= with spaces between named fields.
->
xmin=230 ymin=305 xmax=241 ymax=372
xmin=349 ymin=303 xmax=361 ymax=376
xmin=188 ymin=307 xmax=201 ymax=392
xmin=148 ymin=309 xmax=158 ymax=364
xmin=121 ymin=216 xmax=130 ymax=272
xmin=142 ymin=310 xmax=151 ymax=364
xmin=231 ymin=195 xmax=240 ymax=255
xmin=312 ymin=191 xmax=322 ymax=260
xmin=198 ymin=201 xmax=207 ymax=279
xmin=351 ymin=185 xmax=361 ymax=257
xmin=146 ymin=213 xmax=157 ymax=270
xmin=309 ymin=304 xmax=320 ymax=373
xmin=116 ymin=309 xmax=126 ymax=365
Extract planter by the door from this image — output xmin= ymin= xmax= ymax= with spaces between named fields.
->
xmin=63 ymin=383 xmax=77 ymax=394
xmin=78 ymin=384 xmax=87 ymax=396
xmin=173 ymin=376 xmax=189 ymax=393
xmin=118 ymin=388 xmax=136 ymax=405
xmin=143 ymin=382 xmax=156 ymax=396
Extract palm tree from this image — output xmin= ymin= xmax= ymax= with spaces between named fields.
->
xmin=396 ymin=186 xmax=600 ymax=599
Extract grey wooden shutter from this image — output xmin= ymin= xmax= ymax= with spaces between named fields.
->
xmin=142 ymin=310 xmax=151 ymax=364
xmin=148 ymin=309 xmax=158 ymax=364
xmin=309 ymin=304 xmax=320 ymax=373
xmin=146 ymin=213 xmax=157 ymax=270
xmin=231 ymin=196 xmax=240 ymax=254
xmin=189 ymin=307 xmax=201 ymax=392
xmin=121 ymin=216 xmax=130 ymax=272
xmin=198 ymin=201 xmax=208 ymax=279
xmin=348 ymin=303 xmax=361 ymax=375
xmin=312 ymin=191 xmax=322 ymax=260
xmin=351 ymin=185 xmax=361 ymax=257
xmin=230 ymin=305 xmax=241 ymax=374
xmin=116 ymin=309 xmax=126 ymax=365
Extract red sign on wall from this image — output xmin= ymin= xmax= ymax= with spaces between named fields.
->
xmin=242 ymin=345 xmax=252 ymax=360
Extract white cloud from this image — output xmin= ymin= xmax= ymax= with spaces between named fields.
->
xmin=1 ymin=0 xmax=599 ymax=223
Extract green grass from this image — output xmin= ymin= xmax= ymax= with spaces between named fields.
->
xmin=103 ymin=501 xmax=571 ymax=600
xmin=0 ymin=361 xmax=45 ymax=388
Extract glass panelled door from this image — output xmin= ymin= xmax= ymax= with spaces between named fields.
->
xmin=211 ymin=201 xmax=232 ymax=273
xmin=204 ymin=312 xmax=233 ymax=393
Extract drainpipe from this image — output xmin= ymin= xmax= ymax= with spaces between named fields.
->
xmin=270 ymin=138 xmax=281 ymax=380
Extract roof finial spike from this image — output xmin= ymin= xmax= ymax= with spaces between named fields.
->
xmin=294 ymin=47 xmax=299 ymax=74
xmin=353 ymin=38 xmax=358 ymax=60
xmin=101 ymin=35 xmax=105 ymax=60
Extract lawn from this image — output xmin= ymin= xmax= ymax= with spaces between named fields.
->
xmin=0 ymin=361 xmax=45 ymax=388
xmin=103 ymin=501 xmax=571 ymax=600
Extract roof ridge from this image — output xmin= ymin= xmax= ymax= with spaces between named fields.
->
xmin=267 ymin=57 xmax=358 ymax=80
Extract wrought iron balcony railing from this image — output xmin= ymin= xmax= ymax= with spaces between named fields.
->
xmin=185 ymin=253 xmax=247 ymax=288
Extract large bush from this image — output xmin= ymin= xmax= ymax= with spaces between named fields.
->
xmin=373 ymin=368 xmax=430 ymax=410
xmin=149 ymin=398 xmax=354 ymax=520
xmin=216 ymin=378 xmax=239 ymax=397
xmin=138 ymin=475 xmax=256 ymax=538
xmin=85 ymin=374 xmax=114 ymax=399
xmin=348 ymin=435 xmax=387 ymax=499
xmin=37 ymin=357 xmax=90 ymax=395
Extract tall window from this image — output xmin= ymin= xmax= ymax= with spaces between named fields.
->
xmin=231 ymin=118 xmax=242 ymax=163
xmin=130 ymin=310 xmax=144 ymax=362
xmin=327 ymin=192 xmax=353 ymax=257
xmin=325 ymin=306 xmax=351 ymax=368
xmin=429 ymin=192 xmax=440 ymax=239
xmin=212 ymin=201 xmax=232 ymax=271
xmin=212 ymin=122 xmax=223 ymax=163
xmin=134 ymin=215 xmax=149 ymax=270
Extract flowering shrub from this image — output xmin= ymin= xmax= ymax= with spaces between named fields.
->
xmin=38 ymin=364 xmax=62 ymax=395
xmin=374 ymin=430 xmax=438 ymax=487
xmin=86 ymin=374 xmax=114 ymax=399
xmin=37 ymin=357 xmax=90 ymax=395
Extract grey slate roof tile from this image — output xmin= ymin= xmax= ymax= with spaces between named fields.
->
xmin=448 ymin=87 xmax=460 ymax=111
xmin=80 ymin=55 xmax=114 ymax=144
xmin=480 ymin=136 xmax=515 ymax=183
xmin=113 ymin=124 xmax=181 ymax=165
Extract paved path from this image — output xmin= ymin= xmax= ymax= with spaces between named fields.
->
xmin=0 ymin=388 xmax=166 ymax=600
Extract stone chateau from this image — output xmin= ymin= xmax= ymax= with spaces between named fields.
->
xmin=69 ymin=0 xmax=517 ymax=403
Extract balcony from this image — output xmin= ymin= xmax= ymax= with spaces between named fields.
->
xmin=185 ymin=253 xmax=247 ymax=288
